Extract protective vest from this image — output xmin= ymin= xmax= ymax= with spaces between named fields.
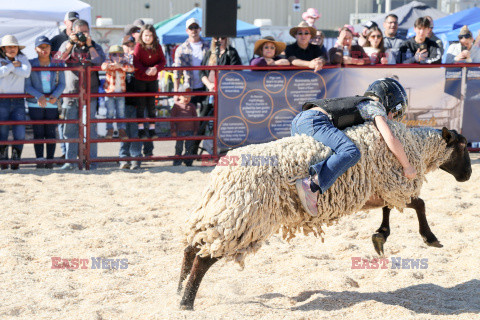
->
xmin=302 ymin=96 xmax=373 ymax=130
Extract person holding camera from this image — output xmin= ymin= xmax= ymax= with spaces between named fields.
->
xmin=445 ymin=26 xmax=476 ymax=63
xmin=398 ymin=17 xmax=441 ymax=64
xmin=58 ymin=19 xmax=105 ymax=170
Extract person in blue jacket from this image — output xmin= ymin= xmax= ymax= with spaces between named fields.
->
xmin=25 ymin=36 xmax=65 ymax=169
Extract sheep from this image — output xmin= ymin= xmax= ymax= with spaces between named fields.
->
xmin=177 ymin=122 xmax=471 ymax=310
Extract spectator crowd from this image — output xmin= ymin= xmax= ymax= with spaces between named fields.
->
xmin=1 ymin=8 xmax=480 ymax=170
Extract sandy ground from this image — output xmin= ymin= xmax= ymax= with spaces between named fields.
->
xmin=0 ymin=149 xmax=479 ymax=319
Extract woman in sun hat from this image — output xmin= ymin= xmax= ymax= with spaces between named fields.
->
xmin=0 ymin=34 xmax=31 ymax=170
xmin=250 ymin=36 xmax=289 ymax=66
xmin=302 ymin=8 xmax=320 ymax=28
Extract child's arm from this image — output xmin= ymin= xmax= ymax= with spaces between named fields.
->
xmin=121 ymin=63 xmax=135 ymax=73
xmin=170 ymin=105 xmax=178 ymax=136
xmin=374 ymin=116 xmax=417 ymax=179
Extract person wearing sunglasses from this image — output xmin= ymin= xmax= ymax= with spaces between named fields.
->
xmin=398 ymin=17 xmax=441 ymax=64
xmin=285 ymin=21 xmax=326 ymax=72
xmin=445 ymin=25 xmax=475 ymax=63
xmin=362 ymin=26 xmax=388 ymax=64
xmin=101 ymin=45 xmax=134 ymax=139
xmin=292 ymin=78 xmax=415 ymax=216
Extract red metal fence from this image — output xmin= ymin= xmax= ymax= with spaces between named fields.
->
xmin=1 ymin=63 xmax=479 ymax=170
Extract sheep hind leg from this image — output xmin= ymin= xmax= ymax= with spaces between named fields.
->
xmin=407 ymin=198 xmax=443 ymax=248
xmin=372 ymin=206 xmax=391 ymax=256
xmin=179 ymin=255 xmax=219 ymax=311
xmin=177 ymin=245 xmax=200 ymax=294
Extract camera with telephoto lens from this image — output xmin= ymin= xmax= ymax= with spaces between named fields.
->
xmin=76 ymin=32 xmax=87 ymax=43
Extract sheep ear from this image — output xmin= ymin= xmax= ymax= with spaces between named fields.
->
xmin=442 ymin=127 xmax=456 ymax=145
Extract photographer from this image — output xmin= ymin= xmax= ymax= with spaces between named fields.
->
xmin=398 ymin=17 xmax=441 ymax=64
xmin=58 ymin=19 xmax=105 ymax=170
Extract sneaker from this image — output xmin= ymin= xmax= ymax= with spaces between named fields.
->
xmin=118 ymin=129 xmax=128 ymax=140
xmin=45 ymin=163 xmax=54 ymax=169
xmin=36 ymin=163 xmax=46 ymax=169
xmin=105 ymin=129 xmax=114 ymax=139
xmin=295 ymin=177 xmax=319 ymax=217
xmin=131 ymin=161 xmax=141 ymax=170
xmin=138 ymin=129 xmax=147 ymax=139
xmin=149 ymin=129 xmax=158 ymax=139
xmin=119 ymin=161 xmax=130 ymax=169
xmin=59 ymin=163 xmax=75 ymax=170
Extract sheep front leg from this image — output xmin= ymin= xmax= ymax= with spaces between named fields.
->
xmin=407 ymin=198 xmax=443 ymax=248
xmin=372 ymin=206 xmax=391 ymax=256
xmin=179 ymin=255 xmax=218 ymax=310
xmin=177 ymin=245 xmax=199 ymax=294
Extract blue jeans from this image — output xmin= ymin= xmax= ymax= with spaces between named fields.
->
xmin=0 ymin=98 xmax=26 ymax=151
xmin=119 ymin=104 xmax=142 ymax=159
xmin=291 ymin=110 xmax=361 ymax=194
xmin=63 ymin=98 xmax=97 ymax=161
xmin=105 ymin=96 xmax=126 ymax=130
xmin=174 ymin=130 xmax=194 ymax=166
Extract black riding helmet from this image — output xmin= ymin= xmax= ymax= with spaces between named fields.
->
xmin=364 ymin=78 xmax=408 ymax=120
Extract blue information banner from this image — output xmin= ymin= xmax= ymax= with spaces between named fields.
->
xmin=217 ymin=69 xmax=341 ymax=149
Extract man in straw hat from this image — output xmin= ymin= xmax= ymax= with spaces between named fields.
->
xmin=285 ymin=21 xmax=326 ymax=72
xmin=445 ymin=25 xmax=476 ymax=63
xmin=250 ymin=36 xmax=289 ymax=66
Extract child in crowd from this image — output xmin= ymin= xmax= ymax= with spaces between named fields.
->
xmin=170 ymin=85 xmax=198 ymax=166
xmin=101 ymin=45 xmax=134 ymax=139
xmin=133 ymin=24 xmax=166 ymax=139
xmin=0 ymin=35 xmax=31 ymax=170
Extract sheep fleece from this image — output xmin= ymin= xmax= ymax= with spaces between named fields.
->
xmin=184 ymin=121 xmax=450 ymax=266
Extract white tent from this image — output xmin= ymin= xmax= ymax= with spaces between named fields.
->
xmin=0 ymin=0 xmax=91 ymax=58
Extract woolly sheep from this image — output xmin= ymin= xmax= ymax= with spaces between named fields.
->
xmin=178 ymin=121 xmax=471 ymax=310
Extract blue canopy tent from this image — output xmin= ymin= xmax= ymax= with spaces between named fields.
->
xmin=155 ymin=7 xmax=260 ymax=45
xmin=407 ymin=7 xmax=480 ymax=37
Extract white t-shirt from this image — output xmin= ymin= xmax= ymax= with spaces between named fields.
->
xmin=190 ymin=41 xmax=204 ymax=89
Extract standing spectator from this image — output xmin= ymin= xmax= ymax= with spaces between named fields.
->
xmin=58 ymin=19 xmax=105 ymax=170
xmin=0 ymin=35 xmax=31 ymax=170
xmin=198 ymin=36 xmax=242 ymax=154
xmin=362 ymin=26 xmax=388 ymax=64
xmin=329 ymin=27 xmax=370 ymax=65
xmin=133 ymin=24 xmax=166 ymax=139
xmin=250 ymin=36 xmax=289 ymax=66
xmin=425 ymin=16 xmax=444 ymax=56
xmin=173 ymin=18 xmax=209 ymax=107
xmin=101 ymin=45 xmax=134 ymax=139
xmin=302 ymin=8 xmax=320 ymax=28
xmin=25 ymin=36 xmax=65 ymax=169
xmin=310 ymin=30 xmax=328 ymax=59
xmin=285 ymin=21 xmax=325 ymax=71
xmin=445 ymin=26 xmax=475 ymax=63
xmin=472 ymin=32 xmax=480 ymax=63
xmin=171 ymin=85 xmax=198 ymax=166
xmin=398 ymin=17 xmax=441 ymax=64
xmin=51 ymin=11 xmax=79 ymax=161
xmin=357 ymin=20 xmax=378 ymax=47
xmin=383 ymin=14 xmax=405 ymax=63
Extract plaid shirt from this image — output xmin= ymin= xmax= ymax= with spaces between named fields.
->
xmin=173 ymin=39 xmax=209 ymax=89
xmin=101 ymin=60 xmax=135 ymax=93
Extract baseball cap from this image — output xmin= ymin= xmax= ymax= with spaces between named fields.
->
xmin=363 ymin=20 xmax=378 ymax=29
xmin=35 ymin=35 xmax=51 ymax=47
xmin=124 ymin=24 xmax=141 ymax=36
xmin=186 ymin=18 xmax=200 ymax=29
xmin=133 ymin=19 xmax=145 ymax=27
xmin=109 ymin=45 xmax=124 ymax=54
xmin=64 ymin=11 xmax=80 ymax=22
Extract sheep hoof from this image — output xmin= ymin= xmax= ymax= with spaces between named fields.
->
xmin=426 ymin=240 xmax=443 ymax=248
xmin=179 ymin=303 xmax=194 ymax=311
xmin=372 ymin=233 xmax=386 ymax=256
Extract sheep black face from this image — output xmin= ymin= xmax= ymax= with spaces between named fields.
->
xmin=439 ymin=127 xmax=472 ymax=182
